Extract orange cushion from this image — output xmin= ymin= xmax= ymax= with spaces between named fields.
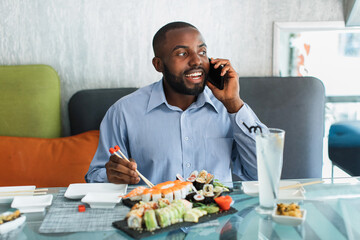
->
xmin=0 ymin=130 xmax=99 ymax=188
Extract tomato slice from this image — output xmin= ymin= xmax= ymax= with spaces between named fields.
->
xmin=214 ymin=195 xmax=233 ymax=211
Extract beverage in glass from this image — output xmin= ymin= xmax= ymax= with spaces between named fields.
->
xmin=256 ymin=128 xmax=285 ymax=214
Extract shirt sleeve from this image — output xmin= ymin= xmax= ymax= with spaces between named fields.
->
xmin=228 ymin=103 xmax=268 ymax=181
xmin=85 ymin=104 xmax=128 ymax=183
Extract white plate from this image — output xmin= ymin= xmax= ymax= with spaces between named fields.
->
xmin=242 ymin=180 xmax=305 ymax=200
xmin=0 ymin=186 xmax=36 ymax=203
xmin=81 ymin=192 xmax=122 ymax=208
xmin=0 ymin=212 xmax=26 ymax=234
xmin=11 ymin=195 xmax=53 ymax=213
xmin=64 ymin=183 xmax=127 ymax=199
xmin=272 ymin=209 xmax=306 ymax=226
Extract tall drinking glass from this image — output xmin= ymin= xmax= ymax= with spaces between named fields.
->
xmin=255 ymin=128 xmax=285 ymax=214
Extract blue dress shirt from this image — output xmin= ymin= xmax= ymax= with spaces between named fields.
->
xmin=85 ymin=79 xmax=267 ymax=184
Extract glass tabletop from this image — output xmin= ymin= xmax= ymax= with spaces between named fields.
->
xmin=1 ymin=177 xmax=360 ymax=240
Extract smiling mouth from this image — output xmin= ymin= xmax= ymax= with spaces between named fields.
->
xmin=184 ymin=71 xmax=203 ymax=83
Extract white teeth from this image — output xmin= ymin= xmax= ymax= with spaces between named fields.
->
xmin=185 ymin=72 xmax=202 ymax=77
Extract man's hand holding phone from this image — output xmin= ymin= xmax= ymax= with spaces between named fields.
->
xmin=207 ymin=58 xmax=244 ymax=113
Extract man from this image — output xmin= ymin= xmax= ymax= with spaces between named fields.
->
xmin=85 ymin=22 xmax=266 ymax=185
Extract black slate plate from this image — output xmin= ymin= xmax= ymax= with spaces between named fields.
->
xmin=112 ymin=207 xmax=237 ymax=239
xmin=122 ymin=198 xmax=139 ymax=209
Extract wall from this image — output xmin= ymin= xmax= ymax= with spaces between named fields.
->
xmin=0 ymin=0 xmax=344 ymax=136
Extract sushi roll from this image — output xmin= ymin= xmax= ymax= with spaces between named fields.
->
xmin=154 ymin=181 xmax=175 ymax=190
xmin=162 ymin=188 xmax=174 ymax=202
xmin=176 ymin=173 xmax=186 ymax=182
xmin=203 ymin=184 xmax=214 ymax=194
xmin=205 ymin=173 xmax=214 ymax=184
xmin=193 ymin=193 xmax=205 ymax=203
xmin=168 ymin=201 xmax=185 ymax=224
xmin=181 ymin=181 xmax=193 ymax=194
xmin=179 ymin=199 xmax=193 ymax=210
xmin=172 ymin=186 xmax=182 ymax=200
xmin=203 ymin=192 xmax=215 ymax=204
xmin=157 ymin=198 xmax=170 ymax=208
xmin=124 ymin=186 xmax=148 ymax=201
xmin=178 ymin=183 xmax=188 ymax=198
xmin=173 ymin=179 xmax=182 ymax=185
xmin=167 ymin=206 xmax=179 ymax=224
xmin=127 ymin=209 xmax=144 ymax=230
xmin=155 ymin=208 xmax=171 ymax=228
xmin=186 ymin=170 xmax=198 ymax=182
xmin=172 ymin=200 xmax=185 ymax=211
xmin=151 ymin=189 xmax=162 ymax=202
xmin=144 ymin=209 xmax=159 ymax=232
xmin=185 ymin=192 xmax=196 ymax=202
xmin=141 ymin=188 xmax=152 ymax=202
xmin=198 ymin=170 xmax=208 ymax=179
xmin=194 ymin=177 xmax=206 ymax=191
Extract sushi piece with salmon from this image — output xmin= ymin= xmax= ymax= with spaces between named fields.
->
xmin=172 ymin=186 xmax=182 ymax=201
xmin=153 ymin=181 xmax=175 ymax=190
xmin=141 ymin=188 xmax=164 ymax=202
xmin=141 ymin=188 xmax=153 ymax=202
xmin=186 ymin=171 xmax=198 ymax=182
xmin=124 ymin=186 xmax=148 ymax=201
xmin=162 ymin=188 xmax=174 ymax=202
xmin=151 ymin=189 xmax=162 ymax=202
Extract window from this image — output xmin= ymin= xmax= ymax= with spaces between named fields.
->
xmin=273 ymin=22 xmax=360 ymax=178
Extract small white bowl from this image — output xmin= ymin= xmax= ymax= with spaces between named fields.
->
xmin=81 ymin=192 xmax=122 ymax=208
xmin=11 ymin=195 xmax=53 ymax=213
xmin=272 ymin=209 xmax=306 ymax=226
xmin=0 ymin=212 xmax=26 ymax=234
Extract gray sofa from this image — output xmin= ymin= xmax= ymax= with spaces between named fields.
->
xmin=69 ymin=77 xmax=325 ymax=179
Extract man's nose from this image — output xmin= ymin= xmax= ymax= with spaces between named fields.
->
xmin=188 ymin=52 xmax=201 ymax=67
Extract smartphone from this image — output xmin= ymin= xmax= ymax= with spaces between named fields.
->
xmin=208 ymin=58 xmax=224 ymax=90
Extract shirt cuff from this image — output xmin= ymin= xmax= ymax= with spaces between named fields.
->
xmin=229 ymin=103 xmax=258 ymax=134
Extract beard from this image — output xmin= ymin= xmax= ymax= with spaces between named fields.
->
xmin=163 ymin=64 xmax=207 ymax=96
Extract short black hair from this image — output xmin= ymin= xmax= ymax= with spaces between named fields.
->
xmin=152 ymin=21 xmax=197 ymax=57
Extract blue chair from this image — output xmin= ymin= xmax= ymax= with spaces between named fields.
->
xmin=328 ymin=121 xmax=360 ymax=177
xmin=68 ymin=88 xmax=137 ymax=135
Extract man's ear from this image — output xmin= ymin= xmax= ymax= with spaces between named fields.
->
xmin=152 ymin=57 xmax=164 ymax=73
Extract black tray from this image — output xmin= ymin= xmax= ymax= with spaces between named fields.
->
xmin=112 ymin=207 xmax=237 ymax=239
xmin=122 ymin=198 xmax=139 ymax=209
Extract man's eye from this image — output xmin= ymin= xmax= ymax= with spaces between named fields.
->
xmin=178 ymin=52 xmax=187 ymax=56
xmin=199 ymin=50 xmax=207 ymax=56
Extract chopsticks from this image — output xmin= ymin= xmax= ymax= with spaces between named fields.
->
xmin=109 ymin=145 xmax=155 ymax=188
xmin=0 ymin=188 xmax=48 ymax=197
xmin=279 ymin=180 xmax=324 ymax=190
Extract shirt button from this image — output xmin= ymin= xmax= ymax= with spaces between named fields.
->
xmin=186 ymin=162 xmax=191 ymax=168
xmin=185 ymin=137 xmax=189 ymax=141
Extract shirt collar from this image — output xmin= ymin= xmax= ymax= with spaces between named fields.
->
xmin=146 ymin=79 xmax=219 ymax=113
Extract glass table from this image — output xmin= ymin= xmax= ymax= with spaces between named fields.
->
xmin=1 ymin=177 xmax=360 ymax=240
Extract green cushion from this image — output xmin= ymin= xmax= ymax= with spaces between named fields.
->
xmin=0 ymin=65 xmax=61 ymax=138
